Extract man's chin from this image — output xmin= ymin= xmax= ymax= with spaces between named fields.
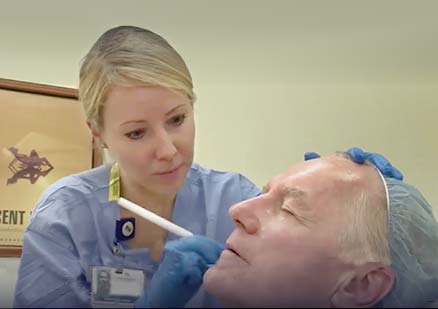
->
xmin=203 ymin=266 xmax=223 ymax=297
xmin=203 ymin=266 xmax=215 ymax=289
xmin=203 ymin=267 xmax=246 ymax=307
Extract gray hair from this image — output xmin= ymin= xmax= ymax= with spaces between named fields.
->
xmin=335 ymin=152 xmax=391 ymax=266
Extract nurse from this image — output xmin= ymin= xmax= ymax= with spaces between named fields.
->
xmin=13 ymin=25 xmax=402 ymax=308
xmin=13 ymin=25 xmax=259 ymax=308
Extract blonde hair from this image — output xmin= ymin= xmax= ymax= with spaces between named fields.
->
xmin=79 ymin=25 xmax=196 ymax=129
xmin=335 ymin=153 xmax=391 ymax=266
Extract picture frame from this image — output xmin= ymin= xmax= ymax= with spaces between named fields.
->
xmin=0 ymin=78 xmax=101 ymax=257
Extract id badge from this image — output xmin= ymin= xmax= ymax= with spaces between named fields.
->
xmin=91 ymin=266 xmax=145 ymax=308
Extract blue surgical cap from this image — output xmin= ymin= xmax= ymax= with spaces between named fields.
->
xmin=377 ymin=176 xmax=438 ymax=308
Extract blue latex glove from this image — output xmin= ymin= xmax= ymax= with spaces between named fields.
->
xmin=137 ymin=235 xmax=224 ymax=308
xmin=304 ymin=147 xmax=403 ymax=180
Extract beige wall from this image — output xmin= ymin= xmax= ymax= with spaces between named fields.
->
xmin=0 ymin=0 xmax=437 ymax=306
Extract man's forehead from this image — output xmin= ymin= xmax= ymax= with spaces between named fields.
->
xmin=265 ymin=159 xmax=327 ymax=187
xmin=268 ymin=156 xmax=364 ymax=183
xmin=264 ymin=157 xmax=362 ymax=206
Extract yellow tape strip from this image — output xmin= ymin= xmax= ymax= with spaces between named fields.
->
xmin=108 ymin=162 xmax=121 ymax=201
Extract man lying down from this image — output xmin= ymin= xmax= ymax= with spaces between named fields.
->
xmin=136 ymin=151 xmax=438 ymax=308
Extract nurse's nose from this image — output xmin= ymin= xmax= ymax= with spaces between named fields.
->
xmin=229 ymin=198 xmax=261 ymax=235
xmin=154 ymin=130 xmax=177 ymax=161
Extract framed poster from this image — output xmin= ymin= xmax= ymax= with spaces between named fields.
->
xmin=0 ymin=78 xmax=100 ymax=257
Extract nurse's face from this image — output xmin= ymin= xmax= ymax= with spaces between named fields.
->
xmin=204 ymin=157 xmax=366 ymax=307
xmin=98 ymin=86 xmax=195 ymax=195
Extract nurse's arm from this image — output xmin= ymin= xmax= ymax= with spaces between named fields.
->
xmin=14 ymin=220 xmax=89 ymax=307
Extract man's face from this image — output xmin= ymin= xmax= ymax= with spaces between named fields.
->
xmin=204 ymin=156 xmax=369 ymax=307
xmin=99 ymin=271 xmax=109 ymax=283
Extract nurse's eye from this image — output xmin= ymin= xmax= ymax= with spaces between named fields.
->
xmin=169 ymin=114 xmax=186 ymax=127
xmin=125 ymin=129 xmax=146 ymax=140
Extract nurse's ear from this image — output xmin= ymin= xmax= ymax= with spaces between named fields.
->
xmin=330 ymin=263 xmax=394 ymax=308
xmin=87 ymin=120 xmax=107 ymax=149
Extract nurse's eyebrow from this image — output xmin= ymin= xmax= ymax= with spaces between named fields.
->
xmin=120 ymin=119 xmax=147 ymax=126
xmin=165 ymin=103 xmax=186 ymax=115
xmin=120 ymin=104 xmax=187 ymax=126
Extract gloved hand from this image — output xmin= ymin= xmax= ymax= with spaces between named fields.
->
xmin=304 ymin=147 xmax=403 ymax=180
xmin=138 ymin=235 xmax=224 ymax=308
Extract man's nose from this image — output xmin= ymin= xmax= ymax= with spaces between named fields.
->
xmin=154 ymin=130 xmax=177 ymax=161
xmin=229 ymin=198 xmax=261 ymax=234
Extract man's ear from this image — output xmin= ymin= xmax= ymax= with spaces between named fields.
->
xmin=331 ymin=263 xmax=395 ymax=308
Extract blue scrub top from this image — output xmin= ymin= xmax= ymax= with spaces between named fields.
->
xmin=13 ymin=163 xmax=260 ymax=308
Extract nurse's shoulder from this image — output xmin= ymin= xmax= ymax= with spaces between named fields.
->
xmin=188 ymin=163 xmax=260 ymax=198
xmin=31 ymin=164 xmax=112 ymax=218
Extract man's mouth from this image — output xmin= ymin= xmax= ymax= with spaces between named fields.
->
xmin=226 ymin=243 xmax=249 ymax=264
xmin=228 ymin=247 xmax=239 ymax=256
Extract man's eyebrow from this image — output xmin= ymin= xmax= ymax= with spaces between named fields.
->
xmin=282 ymin=186 xmax=309 ymax=211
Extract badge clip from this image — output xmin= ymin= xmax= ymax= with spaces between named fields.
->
xmin=115 ymin=217 xmax=135 ymax=242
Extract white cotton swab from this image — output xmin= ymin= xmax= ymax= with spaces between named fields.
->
xmin=118 ymin=197 xmax=194 ymax=237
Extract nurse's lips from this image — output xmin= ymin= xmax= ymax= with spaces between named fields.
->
xmin=154 ymin=164 xmax=182 ymax=175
